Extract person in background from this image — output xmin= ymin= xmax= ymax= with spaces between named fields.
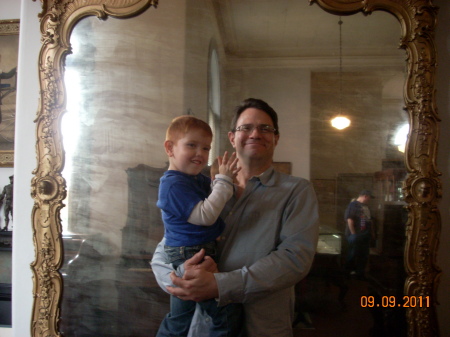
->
xmin=0 ymin=175 xmax=13 ymax=231
xmin=152 ymin=98 xmax=319 ymax=337
xmin=344 ymin=190 xmax=375 ymax=279
xmin=155 ymin=115 xmax=243 ymax=337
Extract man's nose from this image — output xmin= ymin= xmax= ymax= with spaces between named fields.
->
xmin=249 ymin=127 xmax=262 ymax=137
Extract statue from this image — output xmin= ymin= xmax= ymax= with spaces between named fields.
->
xmin=0 ymin=175 xmax=13 ymax=231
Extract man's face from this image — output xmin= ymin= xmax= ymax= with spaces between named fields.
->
xmin=228 ymin=108 xmax=279 ymax=165
xmin=362 ymin=195 xmax=371 ymax=204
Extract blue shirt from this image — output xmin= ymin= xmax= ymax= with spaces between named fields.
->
xmin=157 ymin=170 xmax=225 ymax=246
xmin=344 ymin=200 xmax=371 ymax=236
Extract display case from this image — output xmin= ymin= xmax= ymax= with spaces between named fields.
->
xmin=0 ymin=231 xmax=12 ymax=326
xmin=294 ymin=225 xmax=347 ymax=326
xmin=311 ymin=225 xmax=345 ymax=289
xmin=316 ymin=225 xmax=342 ymax=255
xmin=0 ymin=231 xmax=12 ymax=251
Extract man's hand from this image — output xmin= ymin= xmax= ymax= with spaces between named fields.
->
xmin=183 ymin=249 xmax=219 ymax=278
xmin=166 ymin=249 xmax=220 ymax=302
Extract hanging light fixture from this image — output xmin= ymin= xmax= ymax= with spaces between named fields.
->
xmin=331 ymin=17 xmax=351 ymax=130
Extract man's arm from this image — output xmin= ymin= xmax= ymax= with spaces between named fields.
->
xmin=169 ymin=180 xmax=319 ymax=304
xmin=347 ymin=218 xmax=356 ymax=234
xmin=345 ymin=202 xmax=357 ymax=235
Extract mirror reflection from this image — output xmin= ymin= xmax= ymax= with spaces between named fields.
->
xmin=60 ymin=1 xmax=407 ymax=336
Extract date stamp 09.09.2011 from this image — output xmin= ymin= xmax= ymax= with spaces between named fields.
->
xmin=360 ymin=296 xmax=430 ymax=308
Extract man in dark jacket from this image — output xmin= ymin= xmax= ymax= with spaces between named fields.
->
xmin=344 ymin=189 xmax=374 ymax=279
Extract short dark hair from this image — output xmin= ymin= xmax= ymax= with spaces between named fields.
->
xmin=230 ymin=98 xmax=279 ymax=135
xmin=359 ymin=190 xmax=375 ymax=198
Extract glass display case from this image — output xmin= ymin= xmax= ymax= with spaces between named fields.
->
xmin=308 ymin=225 xmax=345 ymax=291
xmin=0 ymin=231 xmax=12 ymax=326
xmin=316 ymin=225 xmax=342 ymax=255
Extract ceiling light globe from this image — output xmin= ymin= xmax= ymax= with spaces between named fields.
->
xmin=331 ymin=116 xmax=351 ymax=130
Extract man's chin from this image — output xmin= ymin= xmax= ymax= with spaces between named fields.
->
xmin=244 ymin=150 xmax=271 ymax=161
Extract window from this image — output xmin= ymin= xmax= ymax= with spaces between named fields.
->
xmin=208 ymin=48 xmax=221 ymax=165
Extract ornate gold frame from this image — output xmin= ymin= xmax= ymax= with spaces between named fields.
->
xmin=30 ymin=0 xmax=440 ymax=336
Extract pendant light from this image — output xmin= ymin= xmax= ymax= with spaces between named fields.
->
xmin=331 ymin=17 xmax=351 ymax=130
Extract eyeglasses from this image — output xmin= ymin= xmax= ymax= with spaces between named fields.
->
xmin=234 ymin=124 xmax=277 ymax=134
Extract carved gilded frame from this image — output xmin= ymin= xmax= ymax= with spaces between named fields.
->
xmin=30 ymin=0 xmax=440 ymax=336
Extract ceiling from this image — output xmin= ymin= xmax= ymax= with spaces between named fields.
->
xmin=212 ymin=0 xmax=405 ymax=65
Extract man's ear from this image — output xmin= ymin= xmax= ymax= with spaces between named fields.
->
xmin=164 ymin=140 xmax=174 ymax=156
xmin=228 ymin=131 xmax=236 ymax=148
xmin=274 ymin=134 xmax=280 ymax=147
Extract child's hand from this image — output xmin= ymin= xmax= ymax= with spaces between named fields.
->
xmin=217 ymin=151 xmax=240 ymax=179
xmin=210 ymin=158 xmax=219 ymax=178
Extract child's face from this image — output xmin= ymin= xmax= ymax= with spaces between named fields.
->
xmin=166 ymin=129 xmax=212 ymax=175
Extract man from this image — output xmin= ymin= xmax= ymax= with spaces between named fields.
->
xmin=344 ymin=190 xmax=375 ymax=279
xmin=0 ymin=175 xmax=13 ymax=231
xmin=151 ymin=98 xmax=319 ymax=337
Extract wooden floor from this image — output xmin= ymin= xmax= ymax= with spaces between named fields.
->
xmin=293 ymin=277 xmax=378 ymax=337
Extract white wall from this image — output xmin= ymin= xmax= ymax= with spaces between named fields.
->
xmin=0 ymin=2 xmax=20 ymax=20
xmin=243 ymin=68 xmax=311 ymax=179
xmin=8 ymin=1 xmax=41 ymax=337
xmin=224 ymin=67 xmax=311 ymax=179
xmin=0 ymin=1 xmax=22 ymax=336
xmin=3 ymin=0 xmax=450 ymax=336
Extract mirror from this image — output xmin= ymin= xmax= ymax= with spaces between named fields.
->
xmin=30 ymin=1 xmax=441 ymax=336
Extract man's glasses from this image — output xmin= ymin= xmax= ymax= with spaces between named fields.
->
xmin=234 ymin=124 xmax=277 ymax=134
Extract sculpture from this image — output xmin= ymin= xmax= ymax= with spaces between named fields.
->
xmin=0 ymin=175 xmax=13 ymax=231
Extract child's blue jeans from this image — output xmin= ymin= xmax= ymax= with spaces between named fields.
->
xmin=158 ymin=241 xmax=243 ymax=336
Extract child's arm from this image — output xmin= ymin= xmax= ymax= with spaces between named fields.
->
xmin=188 ymin=151 xmax=239 ymax=226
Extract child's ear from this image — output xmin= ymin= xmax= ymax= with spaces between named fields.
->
xmin=164 ymin=140 xmax=174 ymax=156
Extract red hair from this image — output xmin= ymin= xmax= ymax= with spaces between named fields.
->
xmin=166 ymin=115 xmax=213 ymax=142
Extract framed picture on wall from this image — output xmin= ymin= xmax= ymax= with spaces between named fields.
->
xmin=0 ymin=19 xmax=19 ymax=168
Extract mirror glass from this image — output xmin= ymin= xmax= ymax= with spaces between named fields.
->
xmin=59 ymin=1 xmax=407 ymax=336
